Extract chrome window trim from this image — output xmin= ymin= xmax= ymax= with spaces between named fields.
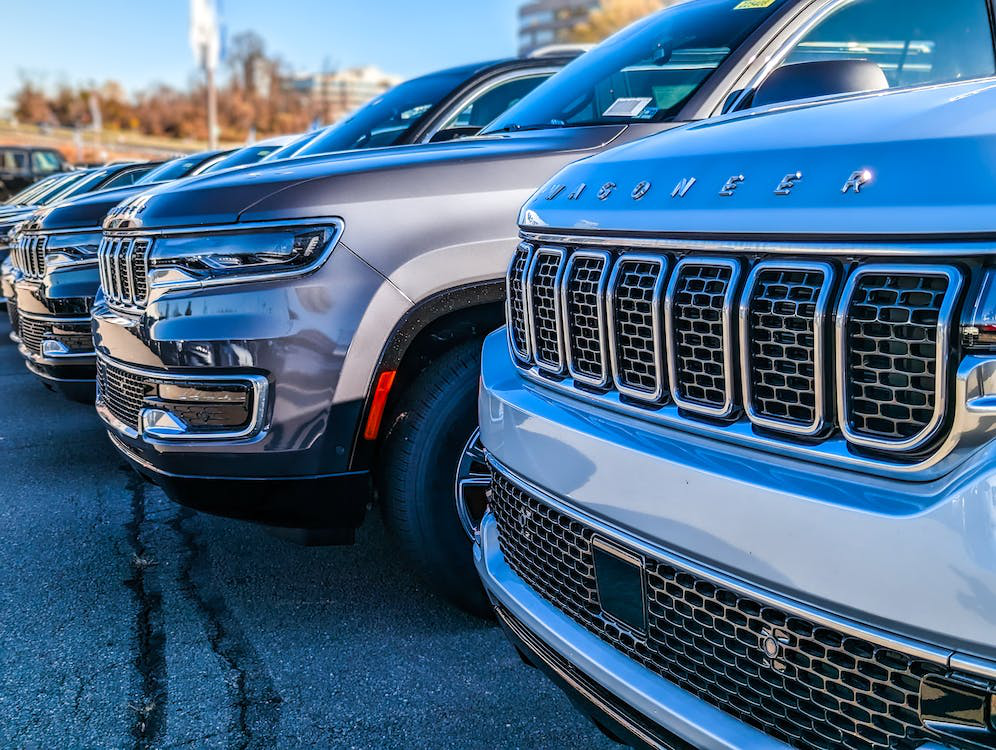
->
xmin=520 ymin=230 xmax=996 ymax=258
xmin=95 ymin=353 xmax=269 ymax=444
xmin=487 ymin=456 xmax=953 ymax=668
xmin=605 ymin=253 xmax=669 ymax=403
xmin=834 ymin=264 xmax=963 ymax=452
xmin=526 ymin=246 xmax=568 ymax=375
xmin=665 ymin=257 xmax=741 ymax=418
xmin=560 ymin=249 xmax=612 ymax=389
xmin=506 ymin=243 xmax=535 ymax=364
xmin=417 ymin=66 xmax=562 ymax=144
xmin=739 ymin=260 xmax=836 ymax=436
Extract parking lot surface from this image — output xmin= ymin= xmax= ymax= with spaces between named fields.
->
xmin=0 ymin=319 xmax=615 ymax=749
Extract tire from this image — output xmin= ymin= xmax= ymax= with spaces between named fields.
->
xmin=379 ymin=340 xmax=493 ymax=618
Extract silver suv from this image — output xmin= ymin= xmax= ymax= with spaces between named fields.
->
xmin=476 ymin=78 xmax=996 ymax=748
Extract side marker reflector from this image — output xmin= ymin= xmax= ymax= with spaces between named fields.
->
xmin=364 ymin=370 xmax=397 ymax=441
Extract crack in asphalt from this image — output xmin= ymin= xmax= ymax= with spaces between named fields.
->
xmin=169 ymin=506 xmax=282 ymax=749
xmin=123 ymin=472 xmax=167 ymax=749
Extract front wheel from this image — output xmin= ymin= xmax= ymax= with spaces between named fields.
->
xmin=379 ymin=341 xmax=493 ymax=617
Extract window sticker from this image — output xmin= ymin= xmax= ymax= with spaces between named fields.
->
xmin=734 ymin=0 xmax=777 ymax=8
xmin=602 ymin=97 xmax=653 ymax=117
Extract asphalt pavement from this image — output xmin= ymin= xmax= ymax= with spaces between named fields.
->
xmin=0 ymin=317 xmax=616 ymax=750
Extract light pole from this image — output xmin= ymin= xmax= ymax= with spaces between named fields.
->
xmin=189 ymin=0 xmax=221 ymax=149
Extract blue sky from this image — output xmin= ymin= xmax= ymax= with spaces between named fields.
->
xmin=2 ymin=0 xmax=522 ymax=102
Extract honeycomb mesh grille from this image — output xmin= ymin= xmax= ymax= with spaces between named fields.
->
xmin=611 ymin=258 xmax=664 ymax=396
xmin=747 ymin=268 xmax=825 ymax=427
xmin=844 ymin=273 xmax=948 ymax=441
xmin=529 ymin=250 xmax=564 ymax=370
xmin=490 ymin=471 xmax=974 ymax=750
xmin=17 ymin=316 xmax=50 ymax=356
xmin=564 ymin=254 xmax=608 ymax=383
xmin=670 ymin=263 xmax=733 ymax=409
xmin=96 ymin=359 xmax=149 ymax=430
xmin=507 ymin=246 xmax=532 ymax=359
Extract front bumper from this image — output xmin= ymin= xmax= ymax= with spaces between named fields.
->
xmin=91 ymin=245 xmax=402 ymax=527
xmin=477 ymin=328 xmax=996 ymax=748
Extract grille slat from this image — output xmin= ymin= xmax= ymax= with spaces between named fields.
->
xmin=837 ymin=266 xmax=961 ymax=451
xmin=527 ymin=248 xmax=566 ymax=373
xmin=12 ymin=235 xmax=47 ymax=279
xmin=666 ymin=259 xmax=739 ymax=417
xmin=562 ymin=251 xmax=610 ymax=387
xmin=742 ymin=262 xmax=834 ymax=435
xmin=17 ymin=316 xmax=50 ymax=356
xmin=98 ymin=235 xmax=151 ymax=310
xmin=509 ymin=245 xmax=962 ymax=456
xmin=490 ymin=470 xmax=981 ymax=750
xmin=608 ymin=255 xmax=667 ymax=401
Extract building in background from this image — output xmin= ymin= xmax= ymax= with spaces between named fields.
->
xmin=518 ymin=0 xmax=599 ymax=55
xmin=289 ymin=65 xmax=401 ymax=124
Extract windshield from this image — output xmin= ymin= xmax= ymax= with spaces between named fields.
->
xmin=31 ymin=172 xmax=94 ymax=205
xmin=200 ymin=144 xmax=286 ymax=173
xmin=44 ymin=169 xmax=113 ymax=203
xmin=262 ymin=131 xmax=323 ymax=161
xmin=4 ymin=174 xmax=65 ymax=205
xmin=485 ymin=0 xmax=787 ymax=133
xmin=296 ymin=65 xmax=483 ymax=156
xmin=137 ymin=153 xmax=214 ymax=184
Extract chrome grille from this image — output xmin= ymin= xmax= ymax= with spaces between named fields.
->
xmin=838 ymin=266 xmax=961 ymax=451
xmin=505 ymin=244 xmax=533 ymax=362
xmin=98 ymin=235 xmax=151 ymax=310
xmin=608 ymin=255 xmax=667 ymax=401
xmin=666 ymin=259 xmax=739 ymax=417
xmin=508 ymin=244 xmax=964 ymax=457
xmin=17 ymin=316 xmax=49 ymax=356
xmin=742 ymin=262 xmax=834 ymax=435
xmin=526 ymin=248 xmax=566 ymax=373
xmin=562 ymin=251 xmax=610 ymax=386
xmin=96 ymin=358 xmax=149 ymax=430
xmin=12 ymin=235 xmax=47 ymax=279
xmin=490 ymin=469 xmax=983 ymax=750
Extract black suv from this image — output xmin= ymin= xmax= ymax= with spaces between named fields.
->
xmin=0 ymin=146 xmax=69 ymax=199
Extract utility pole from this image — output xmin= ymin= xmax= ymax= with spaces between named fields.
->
xmin=190 ymin=0 xmax=222 ymax=149
xmin=206 ymin=65 xmax=218 ymax=149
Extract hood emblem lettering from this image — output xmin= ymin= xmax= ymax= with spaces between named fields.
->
xmin=719 ymin=174 xmax=744 ymax=197
xmin=842 ymin=169 xmax=872 ymax=194
xmin=597 ymin=182 xmax=617 ymax=200
xmin=545 ymin=184 xmax=566 ymax=200
xmin=567 ymin=183 xmax=587 ymax=200
xmin=774 ymin=171 xmax=803 ymax=196
xmin=631 ymin=181 xmax=651 ymax=201
xmin=671 ymin=177 xmax=696 ymax=198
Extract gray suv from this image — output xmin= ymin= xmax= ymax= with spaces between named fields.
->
xmin=92 ymin=0 xmax=996 ymax=614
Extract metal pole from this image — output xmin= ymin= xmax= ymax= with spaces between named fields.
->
xmin=206 ymin=63 xmax=218 ymax=150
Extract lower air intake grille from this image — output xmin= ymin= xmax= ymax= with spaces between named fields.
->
xmin=18 ymin=316 xmax=50 ymax=356
xmin=6 ymin=295 xmax=18 ymax=332
xmin=96 ymin=359 xmax=149 ymax=430
xmin=490 ymin=470 xmax=979 ymax=750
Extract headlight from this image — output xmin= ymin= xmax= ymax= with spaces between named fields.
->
xmin=43 ymin=229 xmax=103 ymax=269
xmin=146 ymin=222 xmax=341 ymax=290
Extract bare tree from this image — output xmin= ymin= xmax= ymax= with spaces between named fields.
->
xmin=570 ymin=0 xmax=667 ymax=43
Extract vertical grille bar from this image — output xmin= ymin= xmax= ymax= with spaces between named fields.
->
xmin=97 ymin=235 xmax=151 ymax=309
xmin=836 ymin=265 xmax=962 ymax=451
xmin=560 ymin=250 xmax=611 ymax=388
xmin=130 ymin=239 xmax=151 ymax=305
xmin=740 ymin=261 xmax=835 ymax=436
xmin=526 ymin=247 xmax=567 ymax=374
xmin=606 ymin=254 xmax=668 ymax=402
xmin=666 ymin=258 xmax=741 ymax=418
xmin=505 ymin=244 xmax=534 ymax=363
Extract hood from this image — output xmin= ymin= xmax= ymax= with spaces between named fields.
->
xmin=0 ymin=208 xmax=35 ymax=235
xmin=30 ymin=184 xmax=150 ymax=232
xmin=522 ymin=79 xmax=996 ymax=239
xmin=117 ymin=126 xmax=631 ymax=230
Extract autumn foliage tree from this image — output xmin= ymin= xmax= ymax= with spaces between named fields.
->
xmin=570 ymin=0 xmax=669 ymax=42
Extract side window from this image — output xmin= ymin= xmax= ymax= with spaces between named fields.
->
xmin=778 ymin=0 xmax=995 ymax=89
xmin=433 ymin=73 xmax=552 ymax=138
xmin=3 ymin=150 xmax=28 ymax=171
xmin=31 ymin=151 xmax=62 ymax=174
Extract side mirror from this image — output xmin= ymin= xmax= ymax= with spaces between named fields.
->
xmin=752 ymin=59 xmax=889 ymax=109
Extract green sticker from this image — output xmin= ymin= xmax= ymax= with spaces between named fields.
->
xmin=734 ymin=0 xmax=777 ymax=8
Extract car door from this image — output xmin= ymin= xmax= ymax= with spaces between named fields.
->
xmin=415 ymin=67 xmax=563 ymax=143
xmin=723 ymin=0 xmax=996 ymax=112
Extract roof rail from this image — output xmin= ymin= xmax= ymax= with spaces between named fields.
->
xmin=527 ymin=44 xmax=593 ymax=59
